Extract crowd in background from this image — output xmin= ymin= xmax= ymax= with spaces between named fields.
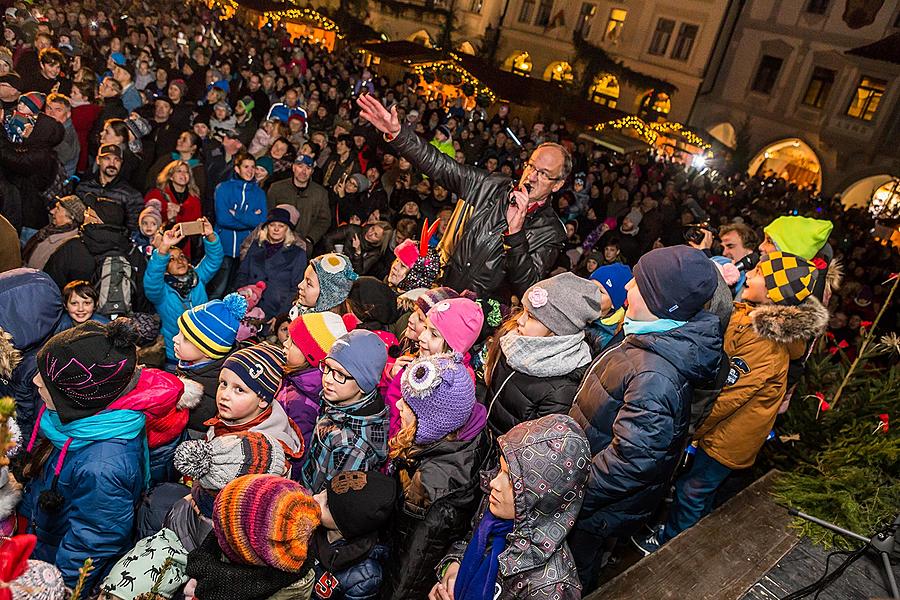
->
xmin=0 ymin=0 xmax=896 ymax=598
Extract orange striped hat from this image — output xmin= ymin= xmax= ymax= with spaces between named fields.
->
xmin=213 ymin=474 xmax=320 ymax=572
xmin=221 ymin=343 xmax=285 ymax=404
xmin=288 ymin=312 xmax=357 ymax=368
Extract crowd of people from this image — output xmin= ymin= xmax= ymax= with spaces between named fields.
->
xmin=0 ymin=0 xmax=896 ymax=598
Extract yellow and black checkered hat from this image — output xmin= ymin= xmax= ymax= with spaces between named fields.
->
xmin=759 ymin=251 xmax=817 ymax=305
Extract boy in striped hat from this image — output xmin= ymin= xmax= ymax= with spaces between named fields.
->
xmin=174 ymin=293 xmax=246 ymax=434
xmin=205 ymin=343 xmax=305 ymax=461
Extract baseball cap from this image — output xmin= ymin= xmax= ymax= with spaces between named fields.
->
xmin=294 ymin=154 xmax=315 ymax=167
xmin=98 ymin=144 xmax=123 ymax=159
xmin=110 ymin=52 xmax=127 ymax=67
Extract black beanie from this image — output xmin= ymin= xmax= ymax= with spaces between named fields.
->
xmin=633 ymin=246 xmax=718 ymax=321
xmin=37 ymin=320 xmax=139 ymax=423
xmin=326 ymin=471 xmax=397 ymax=540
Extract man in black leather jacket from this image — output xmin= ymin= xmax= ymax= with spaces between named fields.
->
xmin=357 ymin=94 xmax=568 ymax=300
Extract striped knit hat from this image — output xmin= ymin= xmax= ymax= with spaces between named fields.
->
xmin=213 ymin=474 xmax=320 ymax=572
xmin=222 ymin=344 xmax=285 ymax=404
xmin=415 ymin=286 xmax=461 ymax=315
xmin=288 ymin=312 xmax=356 ymax=368
xmin=759 ymin=251 xmax=817 ymax=305
xmin=174 ymin=431 xmax=287 ymax=490
xmin=178 ymin=293 xmax=247 ymax=359
xmin=17 ymin=91 xmax=45 ymax=114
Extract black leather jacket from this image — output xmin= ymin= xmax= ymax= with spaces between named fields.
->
xmin=389 ymin=126 xmax=565 ymax=299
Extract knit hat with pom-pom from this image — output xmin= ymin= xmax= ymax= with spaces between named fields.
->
xmin=213 ymin=474 xmax=320 ymax=572
xmin=174 ymin=432 xmax=286 ymax=491
xmin=237 ymin=282 xmax=267 ymax=311
xmin=310 ymin=253 xmax=358 ymax=312
xmin=401 ymin=352 xmax=475 ymax=445
xmin=36 ymin=320 xmax=139 ymax=423
xmin=178 ymin=293 xmax=247 ymax=359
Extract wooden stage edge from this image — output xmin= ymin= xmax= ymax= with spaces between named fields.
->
xmin=589 ymin=470 xmax=799 ymax=600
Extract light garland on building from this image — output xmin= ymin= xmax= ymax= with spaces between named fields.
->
xmin=411 ymin=60 xmax=496 ymax=103
xmin=206 ymin=0 xmax=343 ymax=37
xmin=593 ymin=116 xmax=713 ymax=151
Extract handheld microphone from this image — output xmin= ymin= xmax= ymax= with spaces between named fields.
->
xmin=508 ymin=182 xmax=532 ymax=206
xmin=735 ymin=252 xmax=760 ymax=272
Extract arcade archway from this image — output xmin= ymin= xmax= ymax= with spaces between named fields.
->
xmin=748 ymin=138 xmax=822 ymax=191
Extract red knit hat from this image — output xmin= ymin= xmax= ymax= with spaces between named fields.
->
xmin=288 ymin=312 xmax=357 ymax=368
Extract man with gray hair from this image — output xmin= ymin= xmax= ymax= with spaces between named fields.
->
xmin=357 ymin=93 xmax=569 ymax=299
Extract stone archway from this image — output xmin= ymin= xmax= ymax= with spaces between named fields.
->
xmin=748 ymin=138 xmax=822 ymax=191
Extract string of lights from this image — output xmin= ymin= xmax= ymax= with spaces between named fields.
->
xmin=411 ymin=60 xmax=497 ymax=103
xmin=593 ymin=116 xmax=713 ymax=152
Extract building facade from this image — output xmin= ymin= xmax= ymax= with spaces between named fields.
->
xmin=350 ymin=0 xmax=732 ymax=123
xmin=689 ymin=0 xmax=900 ymax=197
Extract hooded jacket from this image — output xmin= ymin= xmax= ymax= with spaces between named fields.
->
xmin=276 ymin=367 xmax=323 ymax=452
xmin=388 ymin=126 xmax=564 ymax=300
xmin=570 ymin=311 xmax=723 ymax=538
xmin=234 ymin=239 xmax=308 ymax=319
xmin=384 ymin=429 xmax=494 ymax=600
xmin=0 ymin=269 xmax=63 ymax=436
xmin=214 ymin=177 xmax=267 ymax=257
xmin=696 ymin=299 xmax=827 ymax=469
xmin=440 ymin=414 xmax=590 ymax=599
xmin=143 ymin=236 xmax=224 ymax=361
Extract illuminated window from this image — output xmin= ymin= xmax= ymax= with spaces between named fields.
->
xmin=801 ymin=67 xmax=835 ymax=109
xmin=590 ymin=73 xmax=619 ymax=107
xmin=604 ymin=8 xmax=627 ymax=43
xmin=509 ymin=52 xmax=532 ymax=75
xmin=648 ymin=18 xmax=674 ymax=56
xmin=470 ymin=0 xmax=483 ymax=12
xmin=546 ymin=61 xmax=573 ymax=83
xmin=670 ymin=23 xmax=698 ymax=61
xmin=846 ymin=76 xmax=886 ymax=121
xmin=638 ymin=90 xmax=671 ymax=121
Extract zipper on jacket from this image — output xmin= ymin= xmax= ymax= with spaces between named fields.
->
xmin=486 ymin=372 xmax=516 ymax=418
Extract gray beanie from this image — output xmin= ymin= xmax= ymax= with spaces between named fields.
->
xmin=327 ymin=329 xmax=387 ymax=394
xmin=624 ymin=208 xmax=643 ymax=227
xmin=350 ymin=173 xmax=370 ymax=193
xmin=523 ymin=272 xmax=602 ymax=336
xmin=174 ymin=431 xmax=286 ymax=490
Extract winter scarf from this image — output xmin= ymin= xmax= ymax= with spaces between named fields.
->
xmin=204 ymin=401 xmax=305 ymax=459
xmin=499 ymin=331 xmax=592 ymax=378
xmin=623 ymin=317 xmax=686 ymax=336
xmin=454 ymin=512 xmax=514 ymax=600
xmin=187 ymin=532 xmax=305 ymax=600
xmin=165 ymin=267 xmax=199 ymax=299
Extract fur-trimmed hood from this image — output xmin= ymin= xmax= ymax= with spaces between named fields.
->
xmin=750 ymin=296 xmax=829 ymax=344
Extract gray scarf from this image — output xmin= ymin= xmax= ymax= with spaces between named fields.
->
xmin=499 ymin=331 xmax=592 ymax=378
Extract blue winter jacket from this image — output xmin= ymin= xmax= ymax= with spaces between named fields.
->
xmin=570 ymin=312 xmax=723 ymax=538
xmin=143 ymin=236 xmax=224 ymax=360
xmin=214 ymin=178 xmax=267 ymax=257
xmin=234 ymin=240 xmax=308 ymax=319
xmin=313 ymin=543 xmax=389 ymax=600
xmin=0 ymin=269 xmax=64 ymax=436
xmin=20 ymin=436 xmax=145 ymax=591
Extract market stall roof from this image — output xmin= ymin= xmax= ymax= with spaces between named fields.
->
xmin=578 ymin=130 xmax=650 ymax=155
xmin=846 ymin=32 xmax=900 ymax=65
xmin=360 ymin=40 xmax=446 ymax=64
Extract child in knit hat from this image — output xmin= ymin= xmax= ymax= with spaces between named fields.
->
xmin=632 ymin=250 xmax=828 ymax=554
xmin=301 ymin=330 xmax=389 ymax=493
xmin=0 ymin=535 xmax=67 ymax=600
xmin=132 ymin=204 xmax=163 ymax=256
xmin=310 ymin=471 xmax=397 ymax=600
xmin=101 ymin=432 xmax=288 ymax=600
xmin=19 ymin=321 xmax=148 ymax=592
xmin=292 ymin=253 xmax=359 ymax=318
xmin=186 ymin=474 xmax=319 ymax=600
xmin=235 ymin=281 xmax=267 ymax=342
xmin=587 ymin=262 xmax=633 ymax=352
xmin=174 ymin=293 xmax=248 ymax=433
xmin=278 ymin=312 xmax=356 ymax=451
xmin=206 ymin=343 xmax=305 ymax=461
xmin=484 ymin=272 xmax=603 ymax=436
xmin=384 ymin=353 xmax=491 ymax=600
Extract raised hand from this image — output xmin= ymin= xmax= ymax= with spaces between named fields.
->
xmin=199 ymin=217 xmax=214 ymax=239
xmin=356 ymin=93 xmax=400 ymax=137
xmin=160 ymin=224 xmax=186 ymax=253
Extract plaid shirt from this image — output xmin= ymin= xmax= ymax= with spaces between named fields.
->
xmin=301 ymin=390 xmax=388 ymax=493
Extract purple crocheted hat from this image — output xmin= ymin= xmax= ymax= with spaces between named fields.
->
xmin=400 ymin=352 xmax=474 ymax=445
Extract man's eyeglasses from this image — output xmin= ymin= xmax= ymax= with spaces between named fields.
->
xmin=319 ymin=362 xmax=354 ymax=384
xmin=524 ymin=161 xmax=563 ymax=182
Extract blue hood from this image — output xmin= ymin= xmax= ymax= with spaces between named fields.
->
xmin=0 ymin=268 xmax=63 ymax=352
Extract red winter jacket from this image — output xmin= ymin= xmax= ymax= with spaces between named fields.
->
xmin=109 ymin=368 xmax=197 ymax=448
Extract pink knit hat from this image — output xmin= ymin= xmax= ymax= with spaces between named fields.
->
xmin=393 ymin=239 xmax=419 ymax=269
xmin=427 ymin=297 xmax=483 ymax=354
xmin=237 ymin=281 xmax=266 ymax=310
